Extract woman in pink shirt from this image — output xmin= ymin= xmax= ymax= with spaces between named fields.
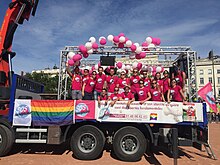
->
xmin=150 ymin=79 xmax=165 ymax=102
xmin=141 ymin=70 xmax=151 ymax=91
xmin=162 ymin=70 xmax=170 ymax=101
xmin=82 ymin=71 xmax=97 ymax=100
xmin=109 ymin=87 xmax=121 ymax=106
xmin=154 ymin=72 xmax=163 ymax=91
xmin=167 ymin=79 xmax=186 ymax=102
xmin=136 ymin=80 xmax=151 ymax=104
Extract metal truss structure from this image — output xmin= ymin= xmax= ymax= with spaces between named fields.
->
xmin=58 ymin=46 xmax=197 ymax=101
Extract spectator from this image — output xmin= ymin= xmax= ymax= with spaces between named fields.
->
xmin=117 ymin=70 xmax=130 ymax=94
xmin=121 ymin=85 xmax=135 ymax=108
xmin=94 ymin=66 xmax=106 ymax=100
xmin=167 ymin=79 xmax=186 ymax=103
xmin=82 ymin=70 xmax=96 ymax=100
xmin=162 ymin=70 xmax=170 ymax=101
xmin=136 ymin=79 xmax=151 ymax=104
xmin=66 ymin=64 xmax=82 ymax=100
xmin=106 ymin=68 xmax=118 ymax=96
xmin=150 ymin=79 xmax=165 ymax=102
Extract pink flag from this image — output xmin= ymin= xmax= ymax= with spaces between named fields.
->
xmin=198 ymin=82 xmax=217 ymax=113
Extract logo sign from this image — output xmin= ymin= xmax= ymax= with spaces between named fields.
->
xmin=15 ymin=104 xmax=31 ymax=118
xmin=75 ymin=103 xmax=90 ymax=117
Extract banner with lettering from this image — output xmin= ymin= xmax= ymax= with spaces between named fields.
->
xmin=96 ymin=101 xmax=183 ymax=124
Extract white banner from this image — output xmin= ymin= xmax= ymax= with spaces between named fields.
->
xmin=13 ymin=99 xmax=32 ymax=126
xmin=96 ymin=101 xmax=184 ymax=124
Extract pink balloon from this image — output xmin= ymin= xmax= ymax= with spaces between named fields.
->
xmin=89 ymin=69 xmax=92 ymax=75
xmin=72 ymin=54 xmax=82 ymax=62
xmin=68 ymin=59 xmax=74 ymax=66
xmin=137 ymin=62 xmax=142 ymax=70
xmin=106 ymin=67 xmax=110 ymax=73
xmin=139 ymin=52 xmax=146 ymax=58
xmin=125 ymin=37 xmax=129 ymax=42
xmin=142 ymin=42 xmax=148 ymax=47
xmin=79 ymin=45 xmax=87 ymax=54
xmin=92 ymin=42 xmax=99 ymax=49
xmin=118 ymin=43 xmax=124 ymax=48
xmin=135 ymin=54 xmax=142 ymax=59
xmin=92 ymin=66 xmax=95 ymax=71
xmin=116 ymin=62 xmax=123 ymax=69
xmin=113 ymin=36 xmax=119 ymax=43
xmin=156 ymin=38 xmax=161 ymax=45
xmin=153 ymin=66 xmax=156 ymax=72
xmin=130 ymin=44 xmax=137 ymax=52
xmin=98 ymin=62 xmax=101 ymax=67
xmin=83 ymin=53 xmax=89 ymax=58
xmin=118 ymin=33 xmax=125 ymax=37
xmin=100 ymin=38 xmax=107 ymax=45
xmin=152 ymin=38 xmax=157 ymax=45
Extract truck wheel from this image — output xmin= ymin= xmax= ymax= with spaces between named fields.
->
xmin=0 ymin=125 xmax=14 ymax=157
xmin=70 ymin=125 xmax=105 ymax=160
xmin=113 ymin=126 xmax=147 ymax=161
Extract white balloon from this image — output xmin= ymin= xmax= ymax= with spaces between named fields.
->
xmin=148 ymin=43 xmax=155 ymax=50
xmin=107 ymin=34 xmax=114 ymax=42
xmin=87 ymin=49 xmax=93 ymax=54
xmin=125 ymin=65 xmax=131 ymax=70
xmin=67 ymin=52 xmax=75 ymax=59
xmin=125 ymin=40 xmax=132 ymax=47
xmin=95 ymin=64 xmax=99 ymax=70
xmin=99 ymin=36 xmax=106 ymax=42
xmin=156 ymin=66 xmax=162 ymax=72
xmin=148 ymin=66 xmax=153 ymax=72
xmin=129 ymin=53 xmax=136 ymax=59
xmin=134 ymin=42 xmax=140 ymax=47
xmin=135 ymin=46 xmax=142 ymax=54
xmin=119 ymin=36 xmax=126 ymax=43
xmin=85 ymin=42 xmax=92 ymax=50
xmin=132 ymin=62 xmax=138 ymax=69
xmin=89 ymin=37 xmax=96 ymax=43
xmin=142 ymin=65 xmax=148 ymax=71
xmin=146 ymin=37 xmax=152 ymax=44
xmin=121 ymin=64 xmax=126 ymax=70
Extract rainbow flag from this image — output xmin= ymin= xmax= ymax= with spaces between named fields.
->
xmin=31 ymin=100 xmax=74 ymax=126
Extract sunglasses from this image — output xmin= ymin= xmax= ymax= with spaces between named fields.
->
xmin=93 ymin=74 xmax=96 ymax=75
xmin=152 ymin=82 xmax=157 ymax=84
xmin=139 ymin=82 xmax=144 ymax=84
xmin=172 ymin=81 xmax=176 ymax=83
xmin=114 ymin=90 xmax=119 ymax=92
xmin=121 ymin=74 xmax=125 ymax=75
xmin=133 ymin=71 xmax=138 ymax=73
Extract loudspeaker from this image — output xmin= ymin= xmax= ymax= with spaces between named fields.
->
xmin=100 ymin=56 xmax=115 ymax=66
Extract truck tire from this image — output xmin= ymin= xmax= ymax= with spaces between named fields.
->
xmin=0 ymin=125 xmax=14 ymax=157
xmin=113 ymin=126 xmax=147 ymax=162
xmin=70 ymin=125 xmax=105 ymax=160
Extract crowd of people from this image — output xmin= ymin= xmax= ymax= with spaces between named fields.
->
xmin=66 ymin=63 xmax=187 ymax=107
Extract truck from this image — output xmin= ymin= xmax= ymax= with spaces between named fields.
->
xmin=0 ymin=0 xmax=216 ymax=162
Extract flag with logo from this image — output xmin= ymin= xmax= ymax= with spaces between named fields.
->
xmin=198 ymin=82 xmax=217 ymax=113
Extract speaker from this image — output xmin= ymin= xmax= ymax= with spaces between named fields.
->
xmin=100 ymin=56 xmax=115 ymax=66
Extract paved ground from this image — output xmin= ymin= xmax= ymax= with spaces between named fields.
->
xmin=0 ymin=123 xmax=219 ymax=165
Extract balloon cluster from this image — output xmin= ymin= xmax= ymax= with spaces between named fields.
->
xmin=67 ymin=33 xmax=161 ymax=66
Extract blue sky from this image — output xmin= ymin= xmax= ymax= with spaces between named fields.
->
xmin=1 ymin=0 xmax=220 ymax=73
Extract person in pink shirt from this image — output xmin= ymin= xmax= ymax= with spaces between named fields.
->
xmin=82 ymin=68 xmax=89 ymax=84
xmin=136 ymin=79 xmax=151 ymax=104
xmin=141 ymin=70 xmax=151 ymax=91
xmin=82 ymin=71 xmax=97 ymax=100
xmin=172 ymin=65 xmax=186 ymax=90
xmin=94 ymin=66 xmax=106 ymax=100
xmin=130 ymin=68 xmax=141 ymax=93
xmin=121 ymin=85 xmax=135 ymax=108
xmin=154 ymin=72 xmax=163 ymax=91
xmin=117 ymin=70 xmax=130 ymax=94
xmin=98 ymin=88 xmax=108 ymax=106
xmin=106 ymin=68 xmax=118 ymax=96
xmin=66 ymin=65 xmax=82 ymax=100
xmin=109 ymin=87 xmax=121 ymax=106
xmin=167 ymin=79 xmax=186 ymax=103
xmin=162 ymin=70 xmax=170 ymax=101
xmin=150 ymin=79 xmax=165 ymax=102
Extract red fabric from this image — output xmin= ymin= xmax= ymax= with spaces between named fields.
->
xmin=71 ymin=74 xmax=82 ymax=90
xmin=163 ymin=77 xmax=170 ymax=93
xmin=117 ymin=78 xmax=130 ymax=88
xmin=106 ymin=75 xmax=118 ymax=93
xmin=130 ymin=75 xmax=141 ymax=93
xmin=170 ymin=85 xmax=182 ymax=102
xmin=84 ymin=77 xmax=96 ymax=93
xmin=198 ymin=82 xmax=217 ymax=113
xmin=150 ymin=88 xmax=162 ymax=101
xmin=121 ymin=92 xmax=134 ymax=100
xmin=143 ymin=78 xmax=151 ymax=90
xmin=109 ymin=93 xmax=121 ymax=101
xmin=82 ymin=75 xmax=89 ymax=84
xmin=95 ymin=74 xmax=106 ymax=92
xmin=136 ymin=87 xmax=149 ymax=101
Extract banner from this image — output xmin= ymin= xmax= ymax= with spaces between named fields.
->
xmin=31 ymin=100 xmax=74 ymax=126
xmin=13 ymin=99 xmax=32 ymax=126
xmin=96 ymin=101 xmax=183 ymax=124
xmin=75 ymin=100 xmax=95 ymax=119
xmin=198 ymin=82 xmax=217 ymax=113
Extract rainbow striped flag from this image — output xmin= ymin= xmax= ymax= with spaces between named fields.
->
xmin=31 ymin=100 xmax=74 ymax=126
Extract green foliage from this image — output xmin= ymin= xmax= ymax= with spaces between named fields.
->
xmin=24 ymin=72 xmax=58 ymax=93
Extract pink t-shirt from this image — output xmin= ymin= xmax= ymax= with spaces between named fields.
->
xmin=121 ymin=92 xmax=134 ymax=101
xmin=106 ymin=75 xmax=118 ymax=93
xmin=136 ymin=87 xmax=149 ymax=101
xmin=130 ymin=75 xmax=141 ymax=93
xmin=175 ymin=71 xmax=184 ymax=88
xmin=82 ymin=75 xmax=89 ymax=84
xmin=95 ymin=74 xmax=106 ymax=92
xmin=150 ymin=88 xmax=162 ymax=101
xmin=98 ymin=94 xmax=108 ymax=101
xmin=170 ymin=85 xmax=182 ymax=102
xmin=109 ymin=93 xmax=121 ymax=101
xmin=163 ymin=77 xmax=170 ymax=94
xmin=143 ymin=78 xmax=151 ymax=90
xmin=117 ymin=78 xmax=130 ymax=88
xmin=84 ymin=77 xmax=96 ymax=93
xmin=72 ymin=74 xmax=82 ymax=90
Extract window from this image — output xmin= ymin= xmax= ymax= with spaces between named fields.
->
xmin=218 ymin=77 xmax=220 ymax=84
xmin=208 ymin=69 xmax=212 ymax=74
xmin=217 ymin=69 xmax=220 ymax=74
xmin=199 ymin=70 xmax=204 ymax=75
xmin=218 ymin=89 xmax=220 ymax=96
xmin=200 ymin=78 xmax=204 ymax=84
xmin=208 ymin=77 xmax=212 ymax=83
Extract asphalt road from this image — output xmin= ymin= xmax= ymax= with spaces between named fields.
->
xmin=0 ymin=123 xmax=219 ymax=165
